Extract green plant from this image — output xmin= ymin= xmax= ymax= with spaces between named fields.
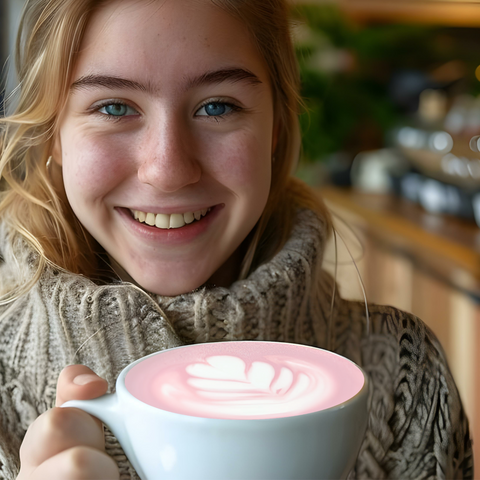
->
xmin=292 ymin=4 xmax=480 ymax=163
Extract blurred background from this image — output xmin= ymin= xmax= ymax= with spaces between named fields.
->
xmin=290 ymin=0 xmax=480 ymax=467
xmin=2 ymin=0 xmax=480 ymax=468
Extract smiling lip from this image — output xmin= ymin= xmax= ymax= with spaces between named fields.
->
xmin=116 ymin=204 xmax=223 ymax=246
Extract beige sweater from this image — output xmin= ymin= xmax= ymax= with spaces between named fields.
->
xmin=0 ymin=210 xmax=473 ymax=479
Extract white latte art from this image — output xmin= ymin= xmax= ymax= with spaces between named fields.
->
xmin=125 ymin=342 xmax=365 ymax=419
xmin=158 ymin=355 xmax=330 ymax=418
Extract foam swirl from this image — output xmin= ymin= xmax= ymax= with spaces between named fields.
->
xmin=173 ymin=355 xmax=327 ymax=417
xmin=125 ymin=342 xmax=365 ymax=419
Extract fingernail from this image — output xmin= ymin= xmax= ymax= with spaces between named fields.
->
xmin=73 ymin=374 xmax=100 ymax=386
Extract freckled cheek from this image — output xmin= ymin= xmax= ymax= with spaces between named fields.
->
xmin=205 ymin=133 xmax=272 ymax=193
xmin=62 ymin=134 xmax=134 ymax=197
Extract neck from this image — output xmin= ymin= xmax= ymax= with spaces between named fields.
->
xmin=206 ymin=243 xmax=247 ymax=288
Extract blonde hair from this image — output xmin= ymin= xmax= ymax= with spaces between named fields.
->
xmin=0 ymin=0 xmax=331 ymax=299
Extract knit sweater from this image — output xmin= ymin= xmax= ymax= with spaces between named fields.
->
xmin=0 ymin=209 xmax=473 ymax=479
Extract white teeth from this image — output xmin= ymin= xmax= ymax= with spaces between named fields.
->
xmin=155 ymin=213 xmax=170 ymax=229
xmin=170 ymin=213 xmax=185 ymax=228
xmin=145 ymin=212 xmax=156 ymax=226
xmin=184 ymin=212 xmax=195 ymax=224
xmin=132 ymin=208 xmax=211 ymax=229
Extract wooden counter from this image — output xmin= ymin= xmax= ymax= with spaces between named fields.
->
xmin=318 ymin=186 xmax=480 ymax=469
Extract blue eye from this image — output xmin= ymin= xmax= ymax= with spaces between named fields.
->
xmin=196 ymin=102 xmax=233 ymax=117
xmin=98 ymin=103 xmax=138 ymax=117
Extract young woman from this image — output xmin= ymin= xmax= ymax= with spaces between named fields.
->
xmin=0 ymin=0 xmax=473 ymax=478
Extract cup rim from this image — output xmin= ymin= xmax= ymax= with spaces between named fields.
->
xmin=117 ymin=341 xmax=369 ymax=421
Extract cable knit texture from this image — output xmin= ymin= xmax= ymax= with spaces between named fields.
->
xmin=0 ymin=209 xmax=473 ymax=479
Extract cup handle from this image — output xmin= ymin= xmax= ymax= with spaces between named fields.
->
xmin=61 ymin=395 xmax=146 ymax=480
xmin=62 ymin=393 xmax=119 ymax=427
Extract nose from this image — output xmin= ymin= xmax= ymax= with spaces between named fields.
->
xmin=137 ymin=119 xmax=202 ymax=192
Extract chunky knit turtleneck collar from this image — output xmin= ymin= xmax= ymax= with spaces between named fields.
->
xmin=154 ymin=208 xmax=333 ymax=348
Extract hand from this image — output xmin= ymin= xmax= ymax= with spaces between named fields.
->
xmin=17 ymin=365 xmax=120 ymax=479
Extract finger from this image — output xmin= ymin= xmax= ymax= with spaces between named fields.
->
xmin=56 ymin=365 xmax=109 ymax=441
xmin=30 ymin=446 xmax=119 ymax=480
xmin=56 ymin=365 xmax=108 ymax=407
xmin=20 ymin=407 xmax=106 ymax=469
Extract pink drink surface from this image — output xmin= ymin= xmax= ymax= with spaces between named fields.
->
xmin=125 ymin=342 xmax=365 ymax=420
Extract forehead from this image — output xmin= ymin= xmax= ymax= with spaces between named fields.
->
xmin=73 ymin=0 xmax=268 ymax=88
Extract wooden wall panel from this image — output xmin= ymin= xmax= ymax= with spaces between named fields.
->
xmin=448 ymin=290 xmax=478 ymax=465
xmin=411 ymin=268 xmax=452 ymax=359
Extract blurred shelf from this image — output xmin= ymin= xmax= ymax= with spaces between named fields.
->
xmin=293 ymin=0 xmax=480 ymax=27
xmin=318 ymin=186 xmax=480 ymax=297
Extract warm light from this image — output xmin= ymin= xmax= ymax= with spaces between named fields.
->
xmin=475 ymin=65 xmax=480 ymax=82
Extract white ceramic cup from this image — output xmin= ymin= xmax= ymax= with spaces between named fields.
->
xmin=62 ymin=341 xmax=369 ymax=480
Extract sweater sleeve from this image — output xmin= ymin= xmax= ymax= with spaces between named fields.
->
xmin=0 ymin=283 xmax=39 ymax=476
xmin=0 ymin=368 xmax=39 ymax=479
xmin=338 ymin=302 xmax=474 ymax=480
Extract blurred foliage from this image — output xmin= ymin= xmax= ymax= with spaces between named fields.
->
xmin=292 ymin=4 xmax=480 ymax=163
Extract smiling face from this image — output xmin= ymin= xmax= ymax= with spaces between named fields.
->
xmin=53 ymin=0 xmax=275 ymax=295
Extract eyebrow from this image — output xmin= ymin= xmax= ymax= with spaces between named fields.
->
xmin=70 ymin=68 xmax=263 ymax=95
xmin=187 ymin=68 xmax=263 ymax=89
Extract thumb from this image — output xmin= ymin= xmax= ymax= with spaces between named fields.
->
xmin=56 ymin=364 xmax=108 ymax=407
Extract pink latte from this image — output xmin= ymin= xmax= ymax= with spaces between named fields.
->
xmin=125 ymin=342 xmax=365 ymax=420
